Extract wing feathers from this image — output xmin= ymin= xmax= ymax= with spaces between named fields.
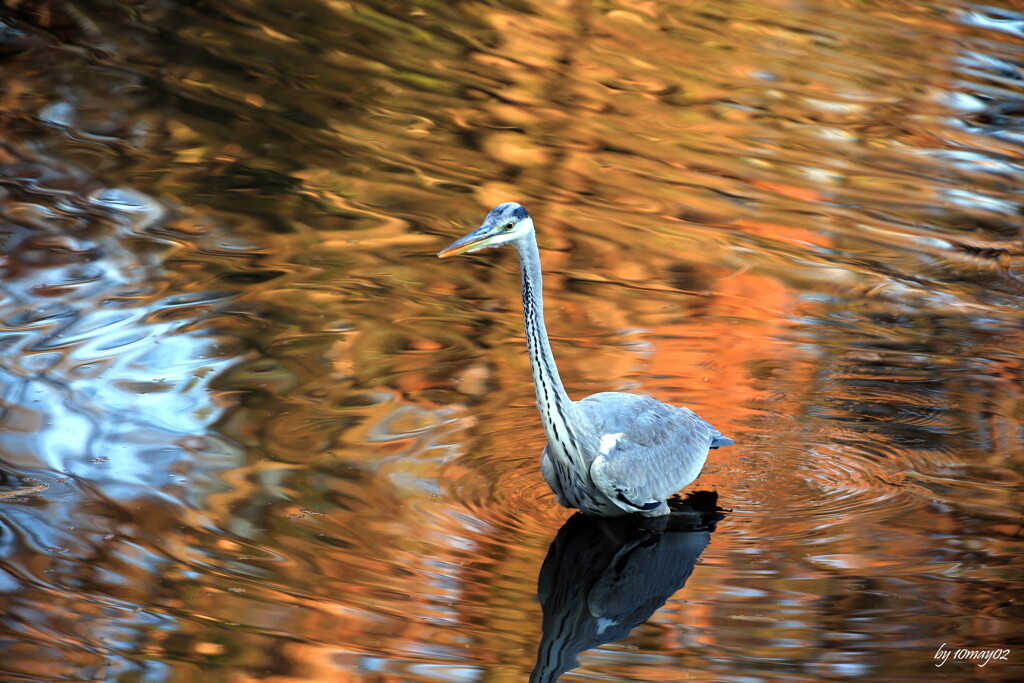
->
xmin=579 ymin=392 xmax=726 ymax=511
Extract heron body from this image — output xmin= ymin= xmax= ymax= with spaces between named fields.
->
xmin=439 ymin=203 xmax=732 ymax=517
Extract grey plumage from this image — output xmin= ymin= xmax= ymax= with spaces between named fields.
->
xmin=439 ymin=202 xmax=733 ymax=517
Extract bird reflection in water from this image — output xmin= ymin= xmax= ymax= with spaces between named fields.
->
xmin=531 ymin=491 xmax=725 ymax=682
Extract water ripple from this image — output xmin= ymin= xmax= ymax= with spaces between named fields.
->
xmin=2 ymin=0 xmax=1023 ymax=681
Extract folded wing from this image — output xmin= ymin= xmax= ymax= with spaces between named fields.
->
xmin=577 ymin=392 xmax=727 ymax=512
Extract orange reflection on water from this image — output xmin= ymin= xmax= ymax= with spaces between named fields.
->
xmin=1 ymin=0 xmax=1023 ymax=681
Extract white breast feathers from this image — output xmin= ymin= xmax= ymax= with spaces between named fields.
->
xmin=599 ymin=432 xmax=625 ymax=455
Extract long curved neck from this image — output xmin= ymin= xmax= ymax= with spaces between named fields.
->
xmin=515 ymin=233 xmax=584 ymax=455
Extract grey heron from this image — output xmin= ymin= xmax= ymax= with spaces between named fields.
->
xmin=438 ymin=202 xmax=733 ymax=517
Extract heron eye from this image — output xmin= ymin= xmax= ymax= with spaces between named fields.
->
xmin=503 ymin=222 xmax=514 ymax=231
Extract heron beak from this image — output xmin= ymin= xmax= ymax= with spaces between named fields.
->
xmin=437 ymin=225 xmax=495 ymax=258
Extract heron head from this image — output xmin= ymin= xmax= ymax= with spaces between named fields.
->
xmin=437 ymin=202 xmax=534 ymax=258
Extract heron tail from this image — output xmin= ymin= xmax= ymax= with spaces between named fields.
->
xmin=710 ymin=434 xmax=734 ymax=448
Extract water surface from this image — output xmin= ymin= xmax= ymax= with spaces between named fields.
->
xmin=1 ymin=1 xmax=1022 ymax=681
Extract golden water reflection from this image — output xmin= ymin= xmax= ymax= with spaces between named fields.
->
xmin=0 ymin=0 xmax=1022 ymax=681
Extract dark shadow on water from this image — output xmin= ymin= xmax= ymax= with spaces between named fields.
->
xmin=531 ymin=491 xmax=725 ymax=682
